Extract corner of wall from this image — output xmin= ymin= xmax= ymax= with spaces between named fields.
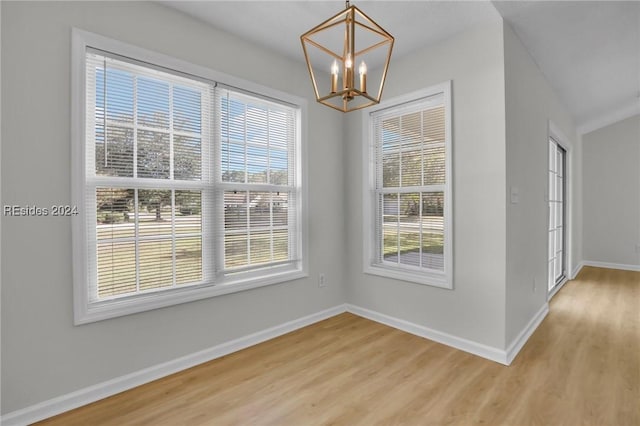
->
xmin=502 ymin=19 xmax=578 ymax=347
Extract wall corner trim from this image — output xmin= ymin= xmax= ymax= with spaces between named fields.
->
xmin=0 ymin=304 xmax=347 ymax=426
xmin=345 ymin=304 xmax=510 ymax=365
xmin=571 ymin=261 xmax=585 ymax=279
xmin=505 ymin=303 xmax=549 ymax=365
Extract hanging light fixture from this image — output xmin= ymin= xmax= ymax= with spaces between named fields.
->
xmin=301 ymin=1 xmax=394 ymax=112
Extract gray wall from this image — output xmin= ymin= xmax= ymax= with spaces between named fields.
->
xmin=1 ymin=1 xmax=345 ymax=414
xmin=582 ymin=114 xmax=640 ymax=267
xmin=503 ymin=23 xmax=579 ymax=346
xmin=345 ymin=21 xmax=509 ymax=350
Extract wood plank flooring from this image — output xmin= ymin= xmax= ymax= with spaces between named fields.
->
xmin=38 ymin=267 xmax=639 ymax=425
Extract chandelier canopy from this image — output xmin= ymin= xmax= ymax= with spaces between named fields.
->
xmin=301 ymin=1 xmax=394 ymax=112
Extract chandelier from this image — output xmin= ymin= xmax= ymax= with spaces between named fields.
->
xmin=300 ymin=1 xmax=394 ymax=112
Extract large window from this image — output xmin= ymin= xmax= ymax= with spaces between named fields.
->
xmin=72 ymin=30 xmax=305 ymax=324
xmin=364 ymin=83 xmax=452 ymax=288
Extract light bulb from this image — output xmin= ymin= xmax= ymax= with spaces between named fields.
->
xmin=345 ymin=53 xmax=353 ymax=69
xmin=359 ymin=61 xmax=367 ymax=75
xmin=359 ymin=61 xmax=367 ymax=93
xmin=330 ymin=60 xmax=339 ymax=93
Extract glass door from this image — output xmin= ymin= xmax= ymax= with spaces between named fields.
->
xmin=548 ymin=138 xmax=566 ymax=292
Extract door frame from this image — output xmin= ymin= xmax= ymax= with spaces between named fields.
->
xmin=547 ymin=121 xmax=572 ymax=301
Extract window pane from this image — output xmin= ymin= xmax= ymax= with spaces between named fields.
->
xmin=382 ymin=117 xmax=402 ymax=150
xmin=137 ymin=130 xmax=170 ymax=179
xmin=558 ymin=201 xmax=564 ymax=228
xmin=401 ymin=112 xmax=422 ymax=142
xmin=249 ymin=231 xmax=272 ymax=265
xmin=97 ymin=67 xmax=134 ymax=124
xmin=137 ymin=77 xmax=170 ymax=129
xmin=176 ymin=237 xmax=202 ymax=285
xmin=96 ymin=188 xmax=135 ymax=240
xmin=382 ymin=151 xmax=400 ymax=188
xmin=173 ymin=85 xmax=201 ymax=133
xmin=556 ymin=174 xmax=563 ymax=202
xmin=423 ymin=143 xmax=445 ymax=185
xmin=423 ymin=106 xmax=445 ymax=141
xmin=224 ymin=191 xmax=249 ymax=270
xmin=223 ymin=190 xmax=291 ymax=270
xmin=225 ymin=233 xmax=248 ymax=269
xmin=138 ymin=239 xmax=173 ymax=291
xmin=225 ymin=191 xmax=248 ymax=230
xmin=401 ymin=143 xmax=422 ymax=187
xmin=247 ymin=146 xmax=268 ymax=183
xmin=175 ymin=191 xmax=202 ymax=235
xmin=221 ymin=142 xmax=246 ymax=183
xmin=174 ymin=135 xmax=201 ymax=180
xmin=273 ymin=229 xmax=289 ymax=262
xmin=422 ymin=192 xmax=444 ymax=271
xmin=249 ymin=191 xmax=271 ymax=228
xmin=398 ymin=231 xmax=421 ymax=267
xmin=397 ymin=193 xmax=421 ymax=266
xmin=269 ymin=149 xmax=288 ymax=185
xmin=268 ymin=110 xmax=289 ymax=149
xmin=96 ymin=125 xmax=134 ymax=177
xmin=223 ymin=98 xmax=246 ymax=142
xmin=97 ymin=241 xmax=136 ymax=298
xmin=273 ymin=193 xmax=288 ymax=227
xmin=383 ymin=193 xmax=399 ymax=261
xmin=246 ymin=105 xmax=268 ymax=146
xmin=138 ymin=190 xmax=172 ymax=237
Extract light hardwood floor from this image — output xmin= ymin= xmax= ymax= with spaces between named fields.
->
xmin=39 ymin=267 xmax=639 ymax=425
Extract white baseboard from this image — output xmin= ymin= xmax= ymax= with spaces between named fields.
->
xmin=505 ymin=303 xmax=549 ymax=365
xmin=0 ymin=305 xmax=347 ymax=426
xmin=582 ymin=260 xmax=640 ymax=272
xmin=345 ymin=304 xmax=509 ymax=365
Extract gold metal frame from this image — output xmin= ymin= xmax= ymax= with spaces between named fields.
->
xmin=300 ymin=2 xmax=394 ymax=112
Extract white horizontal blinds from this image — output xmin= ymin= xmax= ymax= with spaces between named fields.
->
xmin=373 ymin=93 xmax=446 ymax=272
xmin=86 ymin=50 xmax=211 ymax=301
xmin=217 ymin=88 xmax=299 ymax=274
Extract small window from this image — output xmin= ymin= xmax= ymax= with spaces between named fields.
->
xmin=364 ymin=82 xmax=452 ymax=288
xmin=72 ymin=30 xmax=306 ymax=323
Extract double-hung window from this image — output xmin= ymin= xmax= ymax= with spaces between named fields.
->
xmin=364 ymin=82 xmax=452 ymax=288
xmin=72 ymin=30 xmax=305 ymax=324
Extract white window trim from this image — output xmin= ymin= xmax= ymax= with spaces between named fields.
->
xmin=71 ymin=29 xmax=308 ymax=324
xmin=362 ymin=82 xmax=453 ymax=289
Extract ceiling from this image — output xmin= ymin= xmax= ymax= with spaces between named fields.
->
xmin=493 ymin=1 xmax=640 ymax=132
xmin=163 ymin=1 xmax=640 ymax=132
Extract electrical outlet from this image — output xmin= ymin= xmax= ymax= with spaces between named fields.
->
xmin=532 ymin=278 xmax=537 ymax=293
xmin=318 ymin=273 xmax=326 ymax=288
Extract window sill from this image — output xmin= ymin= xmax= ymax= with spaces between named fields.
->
xmin=75 ymin=268 xmax=307 ymax=325
xmin=364 ymin=264 xmax=452 ymax=289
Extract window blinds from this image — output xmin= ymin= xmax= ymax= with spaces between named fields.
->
xmin=85 ymin=50 xmax=299 ymax=302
